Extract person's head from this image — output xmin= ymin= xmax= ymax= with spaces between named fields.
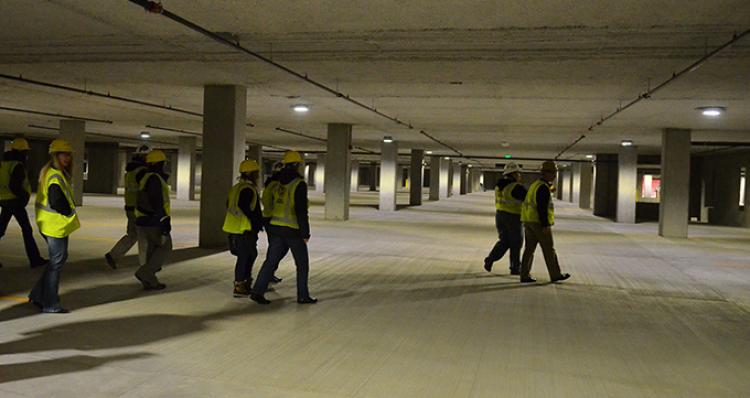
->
xmin=145 ymin=149 xmax=167 ymax=172
xmin=540 ymin=161 xmax=557 ymax=183
xmin=272 ymin=162 xmax=283 ymax=174
xmin=281 ymin=151 xmax=304 ymax=174
xmin=41 ymin=139 xmax=74 ymax=184
xmin=9 ymin=138 xmax=30 ymax=162
xmin=502 ymin=161 xmax=522 ymax=182
xmin=133 ymin=144 xmax=151 ymax=163
xmin=239 ymin=159 xmax=260 ymax=183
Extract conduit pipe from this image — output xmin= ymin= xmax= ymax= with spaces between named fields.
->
xmin=556 ymin=28 xmax=750 ymax=159
xmin=0 ymin=105 xmax=113 ymax=124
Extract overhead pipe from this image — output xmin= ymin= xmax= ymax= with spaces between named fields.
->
xmin=28 ymin=124 xmax=175 ymax=146
xmin=275 ymin=127 xmax=376 ymax=154
xmin=126 ymin=0 xmax=463 ymax=158
xmin=0 ymin=73 xmax=202 ymax=118
xmin=146 ymin=124 xmax=290 ymax=151
xmin=556 ymin=28 xmax=750 ymax=160
xmin=0 ymin=105 xmax=113 ymax=124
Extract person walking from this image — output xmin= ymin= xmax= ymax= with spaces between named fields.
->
xmin=484 ymin=162 xmax=526 ymax=275
xmin=104 ymin=144 xmax=150 ymax=269
xmin=261 ymin=161 xmax=284 ymax=285
xmin=251 ymin=151 xmax=316 ymax=305
xmin=223 ymin=160 xmax=264 ymax=297
xmin=0 ymin=138 xmax=48 ymax=269
xmin=519 ymin=161 xmax=571 ymax=283
xmin=29 ymin=139 xmax=80 ymax=313
xmin=133 ymin=150 xmax=171 ymax=290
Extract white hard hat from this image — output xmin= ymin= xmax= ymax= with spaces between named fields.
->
xmin=134 ymin=144 xmax=152 ymax=155
xmin=503 ymin=161 xmax=522 ymax=175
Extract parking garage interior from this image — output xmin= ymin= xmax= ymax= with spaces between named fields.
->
xmin=1 ymin=1 xmax=750 ymax=397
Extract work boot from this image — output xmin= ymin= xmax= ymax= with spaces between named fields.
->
xmin=551 ymin=273 xmax=571 ymax=283
xmin=483 ymin=259 xmax=493 ymax=273
xmin=233 ymin=279 xmax=251 ymax=297
xmin=104 ymin=253 xmax=117 ymax=269
xmin=520 ymin=276 xmax=537 ymax=283
xmin=250 ymin=293 xmax=271 ymax=305
xmin=135 ymin=274 xmax=166 ymax=291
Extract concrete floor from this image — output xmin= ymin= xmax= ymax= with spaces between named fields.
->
xmin=1 ymin=191 xmax=749 ymax=397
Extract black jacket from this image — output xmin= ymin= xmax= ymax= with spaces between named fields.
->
xmin=235 ymin=183 xmax=264 ymax=235
xmin=135 ymin=165 xmax=170 ymax=231
xmin=266 ymin=168 xmax=310 ymax=239
xmin=1 ymin=150 xmax=30 ymax=206
xmin=495 ymin=176 xmax=527 ymax=205
xmin=44 ymin=166 xmax=74 ymax=216
xmin=534 ymin=179 xmax=553 ymax=228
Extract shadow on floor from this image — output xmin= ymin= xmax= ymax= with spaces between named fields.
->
xmin=0 ymin=353 xmax=152 ymax=384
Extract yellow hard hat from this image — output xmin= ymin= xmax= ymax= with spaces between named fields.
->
xmin=239 ymin=159 xmax=260 ymax=173
xmin=49 ymin=139 xmax=74 ymax=154
xmin=146 ymin=149 xmax=167 ymax=164
xmin=282 ymin=150 xmax=304 ymax=164
xmin=10 ymin=138 xmax=30 ymax=151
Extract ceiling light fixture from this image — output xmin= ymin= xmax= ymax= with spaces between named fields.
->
xmin=140 ymin=131 xmax=151 ymax=139
xmin=585 ymin=154 xmax=594 ymax=159
xmin=425 ymin=150 xmax=433 ymax=155
xmin=444 ymin=157 xmax=450 ymax=160
xmin=697 ymin=106 xmax=726 ymax=117
xmin=383 ymin=136 xmax=393 ymax=143
xmin=292 ymin=104 xmax=310 ymax=113
xmin=621 ymin=140 xmax=634 ymax=147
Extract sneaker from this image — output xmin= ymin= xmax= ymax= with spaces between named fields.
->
xmin=520 ymin=277 xmax=537 ymax=283
xmin=297 ymin=297 xmax=318 ymax=304
xmin=551 ymin=273 xmax=571 ymax=283
xmin=41 ymin=306 xmax=70 ymax=314
xmin=104 ymin=253 xmax=117 ymax=269
xmin=250 ymin=293 xmax=271 ymax=305
xmin=135 ymin=274 xmax=166 ymax=291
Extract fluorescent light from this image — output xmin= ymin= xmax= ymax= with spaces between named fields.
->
xmin=444 ymin=157 xmax=450 ymax=160
xmin=140 ymin=131 xmax=151 ymax=139
xmin=697 ymin=106 xmax=725 ymax=118
xmin=292 ymin=104 xmax=310 ymax=113
xmin=425 ymin=150 xmax=433 ymax=154
xmin=585 ymin=154 xmax=594 ymax=159
xmin=383 ymin=136 xmax=393 ymax=143
xmin=621 ymin=140 xmax=633 ymax=147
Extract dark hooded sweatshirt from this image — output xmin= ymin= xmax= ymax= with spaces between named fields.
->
xmin=1 ymin=150 xmax=30 ymax=207
xmin=266 ymin=167 xmax=310 ymax=240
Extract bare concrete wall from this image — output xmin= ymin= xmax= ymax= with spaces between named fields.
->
xmin=701 ymin=149 xmax=749 ymax=227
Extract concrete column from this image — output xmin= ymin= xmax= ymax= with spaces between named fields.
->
xmin=617 ymin=145 xmax=638 ymax=223
xmin=744 ymin=164 xmax=750 ymax=228
xmin=409 ymin=149 xmax=424 ymax=206
xmin=200 ymin=85 xmax=246 ymax=248
xmin=659 ymin=128 xmax=691 ymax=238
xmin=572 ymin=163 xmax=582 ymax=204
xmin=368 ymin=164 xmax=378 ymax=191
xmin=177 ymin=136 xmax=197 ymax=200
xmin=460 ymin=164 xmax=469 ymax=195
xmin=59 ymin=119 xmax=85 ymax=205
xmin=315 ymin=154 xmax=326 ymax=193
xmin=168 ymin=151 xmax=178 ymax=192
xmin=325 ymin=123 xmax=352 ymax=221
xmin=579 ymin=163 xmax=593 ymax=210
xmin=429 ymin=156 xmax=450 ymax=200
xmin=83 ymin=142 xmax=118 ymax=194
xmin=452 ymin=162 xmax=462 ymax=196
xmin=350 ymin=160 xmax=360 ymax=192
xmin=117 ymin=149 xmax=128 ymax=188
xmin=379 ymin=139 xmax=398 ymax=211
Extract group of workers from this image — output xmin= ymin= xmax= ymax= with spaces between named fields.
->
xmin=484 ymin=160 xmax=571 ymax=283
xmin=1 ymin=135 xmax=568 ymax=314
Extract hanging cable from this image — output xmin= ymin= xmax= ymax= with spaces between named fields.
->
xmin=0 ymin=105 xmax=113 ymax=124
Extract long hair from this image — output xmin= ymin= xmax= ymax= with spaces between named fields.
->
xmin=38 ymin=153 xmax=74 ymax=186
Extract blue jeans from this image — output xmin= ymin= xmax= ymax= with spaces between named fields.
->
xmin=253 ymin=233 xmax=310 ymax=299
xmin=485 ymin=211 xmax=523 ymax=271
xmin=29 ymin=235 xmax=68 ymax=309
xmin=228 ymin=233 xmax=258 ymax=282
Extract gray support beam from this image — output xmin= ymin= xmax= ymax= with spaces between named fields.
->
xmin=325 ymin=123 xmax=352 ymax=220
xmin=168 ymin=151 xmax=178 ymax=192
xmin=617 ymin=146 xmax=638 ymax=223
xmin=459 ymin=164 xmax=469 ymax=195
xmin=59 ymin=119 xmax=85 ymax=205
xmin=177 ymin=136 xmax=197 ymax=200
xmin=315 ymin=154 xmax=326 ymax=193
xmin=429 ymin=156 xmax=441 ymax=200
xmin=83 ymin=142 xmax=118 ymax=194
xmin=572 ymin=163 xmax=582 ymax=205
xmin=579 ymin=163 xmax=594 ymax=210
xmin=659 ymin=128 xmax=691 ymax=238
xmin=368 ymin=164 xmax=378 ymax=191
xmin=452 ymin=162 xmax=462 ymax=196
xmin=379 ymin=139 xmax=398 ymax=211
xmin=200 ymin=85 xmax=246 ymax=248
xmin=350 ymin=160 xmax=360 ymax=192
xmin=409 ymin=149 xmax=424 ymax=206
xmin=745 ymin=164 xmax=750 ymax=228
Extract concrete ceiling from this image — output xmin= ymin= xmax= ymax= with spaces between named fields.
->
xmin=1 ymin=0 xmax=749 ymax=165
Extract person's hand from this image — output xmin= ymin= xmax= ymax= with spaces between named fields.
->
xmin=304 ymin=238 xmax=309 ymax=244
xmin=542 ymin=226 xmax=551 ymax=234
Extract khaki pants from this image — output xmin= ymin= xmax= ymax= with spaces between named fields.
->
xmin=520 ymin=223 xmax=563 ymax=280
xmin=135 ymin=226 xmax=172 ymax=286
xmin=107 ymin=211 xmax=146 ymax=265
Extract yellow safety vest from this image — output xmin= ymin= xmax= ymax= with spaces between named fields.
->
xmin=521 ymin=180 xmax=555 ymax=225
xmin=261 ymin=180 xmax=280 ymax=218
xmin=134 ymin=172 xmax=171 ymax=219
xmin=124 ymin=165 xmax=146 ymax=208
xmin=269 ymin=178 xmax=304 ymax=230
xmin=35 ymin=167 xmax=80 ymax=238
xmin=0 ymin=160 xmax=31 ymax=202
xmin=495 ymin=181 xmax=523 ymax=215
xmin=222 ymin=181 xmax=258 ymax=234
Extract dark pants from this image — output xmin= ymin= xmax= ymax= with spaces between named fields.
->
xmin=253 ymin=233 xmax=310 ymax=299
xmin=0 ymin=204 xmax=44 ymax=266
xmin=135 ymin=226 xmax=172 ymax=286
xmin=485 ymin=211 xmax=523 ymax=271
xmin=520 ymin=223 xmax=563 ymax=280
xmin=228 ymin=233 xmax=258 ymax=282
xmin=29 ymin=235 xmax=68 ymax=309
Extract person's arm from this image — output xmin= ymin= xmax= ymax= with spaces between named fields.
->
xmin=249 ymin=189 xmax=264 ymax=233
xmin=146 ymin=175 xmax=166 ymax=219
xmin=294 ymin=181 xmax=310 ymax=240
xmin=9 ymin=164 xmax=30 ymax=204
xmin=536 ymin=184 xmax=551 ymax=228
xmin=511 ymin=184 xmax=527 ymax=201
xmin=48 ymin=184 xmax=73 ymax=216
